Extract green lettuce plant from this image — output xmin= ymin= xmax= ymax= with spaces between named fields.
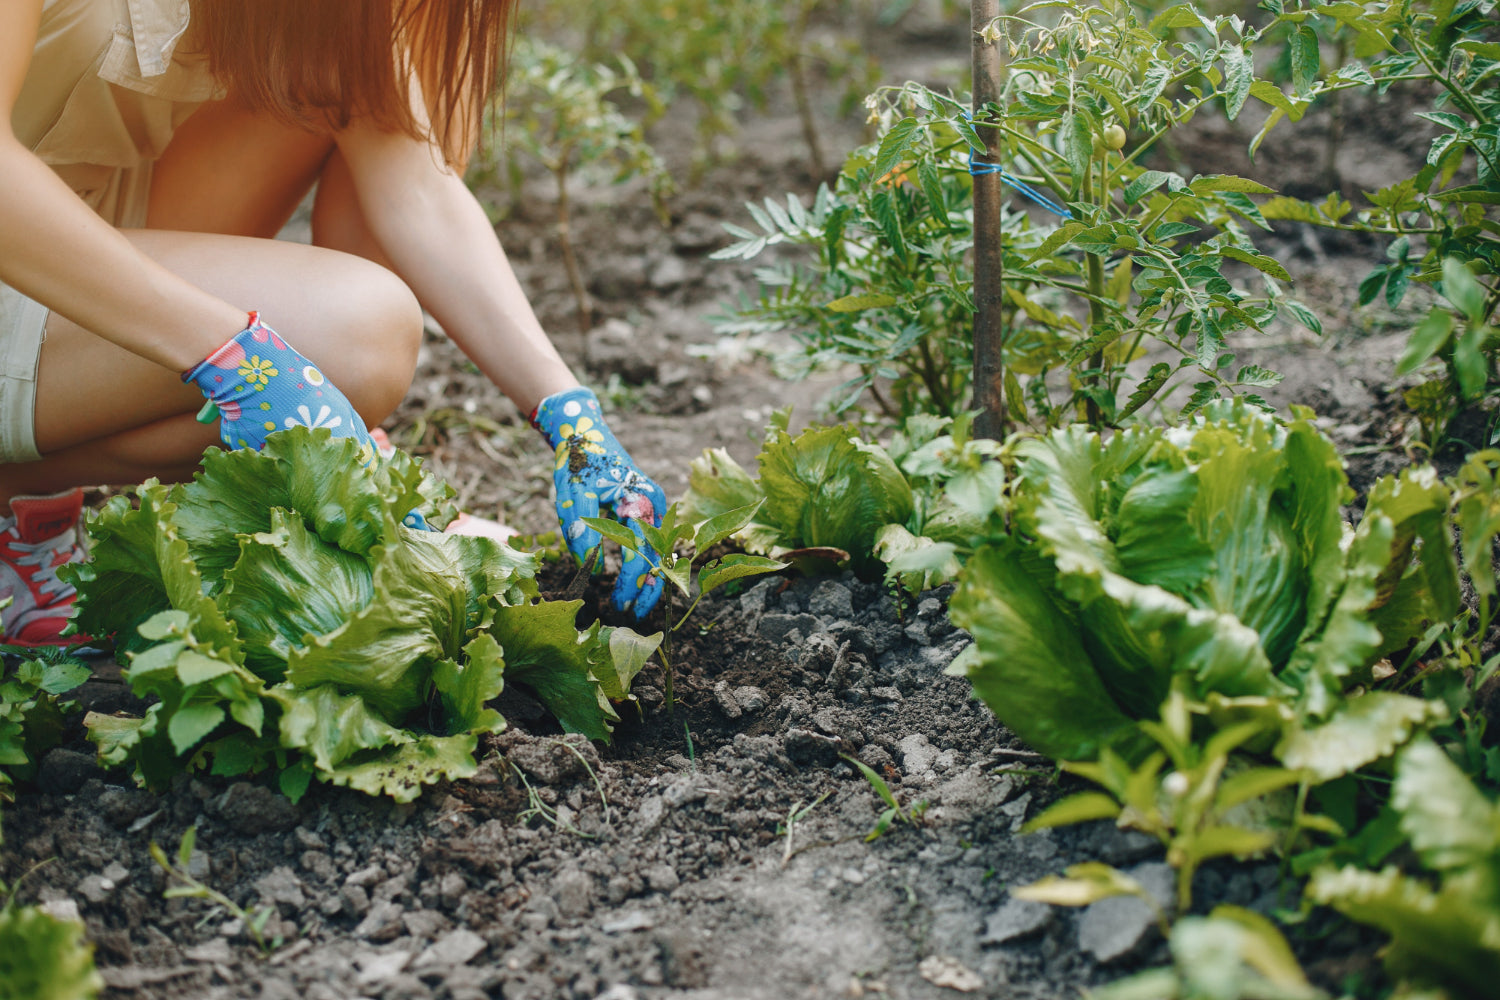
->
xmin=65 ymin=430 xmax=658 ymax=803
xmin=946 ymin=401 xmax=1456 ymax=762
xmin=582 ymin=498 xmax=787 ymax=707
xmin=1019 ymin=694 xmax=1301 ymax=913
xmin=680 ymin=411 xmax=914 ymax=577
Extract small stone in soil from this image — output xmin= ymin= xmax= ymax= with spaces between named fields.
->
xmin=917 ymin=955 xmax=984 ymax=992
xmin=712 ymin=681 xmax=743 ymax=719
xmin=644 ymin=864 xmax=680 ymax=893
xmin=213 ymin=782 xmax=297 ymax=834
xmin=354 ymin=899 xmax=406 ymax=942
xmin=600 ymin=910 xmax=655 ymax=934
xmin=981 ymin=898 xmax=1054 ymax=945
xmin=733 ymin=686 xmax=767 ymax=713
xmin=1078 ymin=862 xmax=1176 ymax=963
xmin=414 ymin=928 xmax=487 ymax=970
xmin=37 ymin=748 xmax=103 ymax=794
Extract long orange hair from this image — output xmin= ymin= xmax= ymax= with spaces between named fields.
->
xmin=187 ymin=0 xmax=517 ymax=167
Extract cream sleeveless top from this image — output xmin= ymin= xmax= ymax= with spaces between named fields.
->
xmin=14 ymin=0 xmax=221 ymax=227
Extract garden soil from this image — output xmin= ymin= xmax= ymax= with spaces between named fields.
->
xmin=1 ymin=5 xmax=1443 ymax=998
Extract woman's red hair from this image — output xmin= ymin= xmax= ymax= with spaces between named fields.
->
xmin=188 ymin=0 xmax=516 ymax=167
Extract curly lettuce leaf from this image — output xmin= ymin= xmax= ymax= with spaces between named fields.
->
xmin=757 ymin=425 xmax=914 ymax=575
xmin=432 ymin=633 xmax=508 ymax=737
xmin=269 ymin=683 xmax=412 ymax=773
xmin=948 ymin=542 xmax=1142 ymax=761
xmin=489 ymin=600 xmax=624 ymax=741
xmin=221 ymin=508 xmax=375 ymax=676
xmin=322 ymin=734 xmax=480 ymax=804
xmin=285 ymin=529 xmax=471 ymax=719
xmin=0 ymin=903 xmax=103 ymax=1000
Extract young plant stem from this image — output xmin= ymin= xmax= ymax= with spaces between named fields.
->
xmin=1085 ymin=242 xmax=1108 ymax=428
xmin=552 ymin=153 xmax=594 ymax=334
xmin=971 ymin=0 xmax=1008 ymax=440
xmin=788 ymin=1 xmax=826 ymax=176
xmin=661 ymin=588 xmax=676 ymax=712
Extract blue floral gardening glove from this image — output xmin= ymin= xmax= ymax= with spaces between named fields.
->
xmin=183 ymin=313 xmax=432 ymax=531
xmin=183 ymin=313 xmax=375 ymax=454
xmin=532 ymin=387 xmax=667 ymax=619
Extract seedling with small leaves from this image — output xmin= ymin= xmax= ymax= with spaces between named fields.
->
xmin=842 ymin=754 xmax=928 ymax=842
xmin=150 ymin=827 xmax=284 ymax=956
xmin=584 ymin=500 xmax=787 ymax=707
xmin=1019 ymin=692 xmax=1307 ymax=914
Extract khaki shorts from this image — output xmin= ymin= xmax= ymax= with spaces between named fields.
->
xmin=0 ymin=282 xmax=50 ymax=464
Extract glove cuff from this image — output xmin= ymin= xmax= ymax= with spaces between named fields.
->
xmin=181 ymin=312 xmax=264 ymax=385
xmin=530 ymin=386 xmax=602 ymax=441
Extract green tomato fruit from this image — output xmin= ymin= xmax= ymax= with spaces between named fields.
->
xmin=1102 ymin=124 xmax=1127 ymax=151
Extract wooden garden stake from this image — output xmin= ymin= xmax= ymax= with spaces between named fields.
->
xmin=971 ymin=0 xmax=1006 ymax=440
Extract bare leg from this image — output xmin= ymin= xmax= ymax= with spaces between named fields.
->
xmin=0 ymin=231 xmax=422 ymax=507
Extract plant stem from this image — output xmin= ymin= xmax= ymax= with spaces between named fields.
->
xmin=789 ymin=1 xmax=826 ymax=176
xmin=971 ymin=0 xmax=1008 ymax=440
xmin=553 ymin=156 xmax=594 ymax=334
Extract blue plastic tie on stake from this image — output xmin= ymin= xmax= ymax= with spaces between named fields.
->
xmin=970 ymin=153 xmax=1073 ymax=219
xmin=961 ymin=111 xmax=1073 ymax=219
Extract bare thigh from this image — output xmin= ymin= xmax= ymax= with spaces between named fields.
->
xmin=33 ymin=228 xmax=421 ymax=454
xmin=30 ymin=91 xmax=425 ymax=457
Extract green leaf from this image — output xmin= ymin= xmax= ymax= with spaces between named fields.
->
xmin=432 ymin=632 xmax=508 ymax=736
xmin=842 ymin=754 xmax=900 ymax=812
xmin=270 ymin=684 xmax=410 ymax=773
xmin=1214 ymin=767 xmax=1304 ymax=813
xmin=1012 ymin=862 xmax=1148 ymax=907
xmin=874 ymin=117 xmax=922 ymax=180
xmin=876 ymin=524 xmax=962 ymax=594
xmin=489 ymin=600 xmax=619 ymax=742
xmin=220 ymin=508 xmax=375 ymax=675
xmin=1218 ymin=246 xmax=1292 ymax=282
xmin=323 ymin=734 xmax=480 ymax=804
xmin=1442 ymin=257 xmax=1488 ymax=324
xmin=1026 ymin=221 xmax=1087 ymax=264
xmin=1307 ymin=866 xmax=1500 ymax=995
xmin=1190 ymin=175 xmax=1276 ymax=195
xmin=1150 ymin=221 xmax=1200 ymax=242
xmin=949 ymin=542 xmax=1140 ymax=761
xmin=594 ymin=627 xmax=661 ymax=704
xmin=579 ymin=516 xmax=645 ymax=556
xmin=1290 ymin=26 xmax=1320 ymax=95
xmin=826 ymin=293 xmax=898 ymax=313
xmin=697 ymin=554 xmax=787 ymax=596
xmin=692 ymin=500 xmax=768 ymax=556
xmin=1125 ymin=171 xmax=1175 ymax=205
xmin=167 ymin=703 xmax=225 ymax=756
xmin=1283 ymin=300 xmax=1323 ymax=336
xmin=1148 ymin=4 xmax=1210 ymax=33
xmin=679 ymin=448 xmax=776 ymax=553
xmin=1181 ymin=825 xmax=1278 ymax=864
xmin=757 ymin=426 xmax=914 ymax=577
xmin=1062 ymin=108 xmax=1093 ymax=181
xmin=286 ymin=529 xmax=470 ymax=719
xmin=1221 ymin=45 xmax=1253 ymax=120
xmin=1119 ymin=363 xmax=1172 ymax=421
xmin=1392 ymin=738 xmax=1500 ymax=874
xmin=1022 ymin=792 xmax=1123 ymax=832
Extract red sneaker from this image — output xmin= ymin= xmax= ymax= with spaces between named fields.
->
xmin=0 ymin=489 xmax=90 ymax=647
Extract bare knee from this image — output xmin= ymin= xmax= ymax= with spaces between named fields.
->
xmin=336 ymin=261 xmax=422 ymax=426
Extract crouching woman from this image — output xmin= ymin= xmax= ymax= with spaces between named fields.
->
xmin=0 ymin=0 xmax=666 ymax=646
